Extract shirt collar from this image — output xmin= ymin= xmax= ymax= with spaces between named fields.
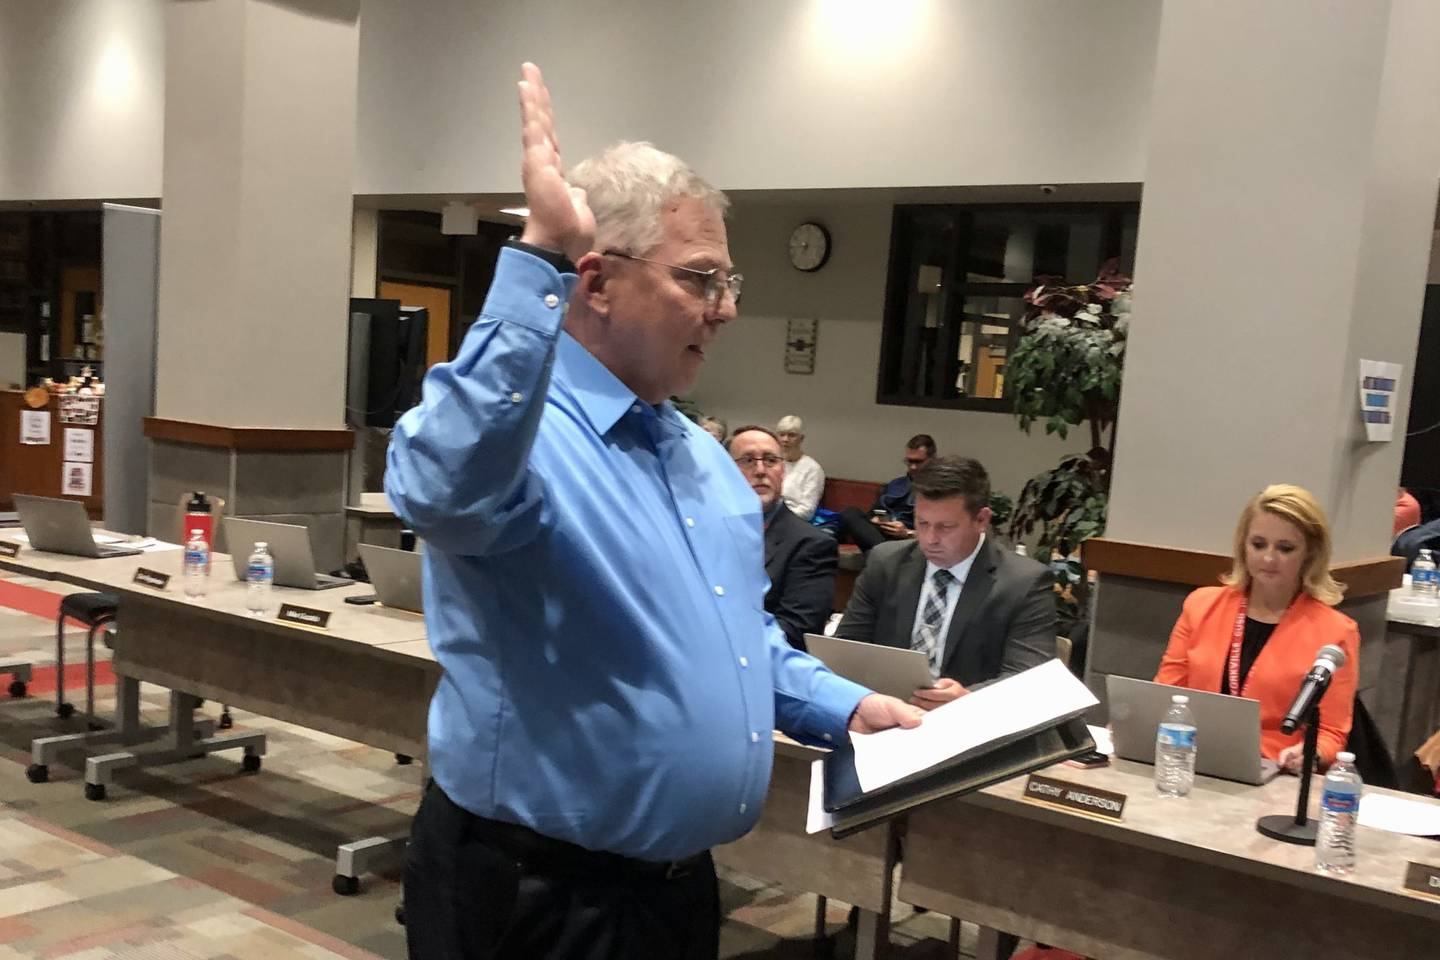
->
xmin=925 ymin=533 xmax=986 ymax=587
xmin=553 ymin=333 xmax=690 ymax=441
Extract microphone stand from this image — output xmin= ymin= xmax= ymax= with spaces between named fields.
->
xmin=1256 ymin=699 xmax=1321 ymax=845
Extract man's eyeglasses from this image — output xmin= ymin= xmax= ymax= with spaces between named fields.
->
xmin=603 ymin=250 xmax=743 ymax=307
xmin=734 ymin=454 xmax=785 ymax=469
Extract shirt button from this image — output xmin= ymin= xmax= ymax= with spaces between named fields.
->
xmin=509 ymin=392 xmax=523 ymax=404
xmin=751 ymin=731 xmax=759 ymax=743
xmin=738 ymin=656 xmax=748 ymax=668
xmin=685 ymin=517 xmax=695 ymax=528
xmin=543 ymin=293 xmax=559 ymax=308
xmin=631 ymin=404 xmax=642 ymax=414
xmin=738 ymin=802 xmax=748 ymax=814
xmin=713 ymin=585 xmax=725 ymax=597
xmin=823 ymin=733 xmax=833 ymax=742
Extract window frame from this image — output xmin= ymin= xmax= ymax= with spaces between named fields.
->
xmin=875 ymin=202 xmax=1139 ymax=412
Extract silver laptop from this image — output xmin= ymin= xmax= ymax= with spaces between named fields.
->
xmin=359 ymin=543 xmax=423 ymax=613
xmin=223 ymin=517 xmax=350 ymax=590
xmin=14 ymin=494 xmax=142 ymax=558
xmin=805 ymin=633 xmax=935 ymax=701
xmin=1107 ymin=675 xmax=1280 ymax=785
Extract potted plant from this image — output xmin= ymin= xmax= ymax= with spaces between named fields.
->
xmin=1006 ymin=260 xmax=1132 ymax=615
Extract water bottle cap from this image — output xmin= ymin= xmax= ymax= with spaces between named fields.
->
xmin=254 ymin=541 xmax=267 ymax=550
xmin=1171 ymin=694 xmax=1189 ymax=704
xmin=189 ymin=528 xmax=204 ymax=536
xmin=1336 ymin=751 xmax=1355 ymax=763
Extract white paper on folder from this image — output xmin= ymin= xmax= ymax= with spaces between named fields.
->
xmin=806 ymin=760 xmax=836 ymax=834
xmin=1358 ymin=793 xmax=1440 ymax=836
xmin=849 ymin=659 xmax=1098 ymax=794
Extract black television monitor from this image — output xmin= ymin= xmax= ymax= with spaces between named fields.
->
xmin=346 ymin=298 xmax=428 ymax=429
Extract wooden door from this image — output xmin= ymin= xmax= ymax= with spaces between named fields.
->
xmin=378 ymin=281 xmax=452 ymax=368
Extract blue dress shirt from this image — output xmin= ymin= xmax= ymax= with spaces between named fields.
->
xmin=385 ymin=247 xmax=869 ymax=861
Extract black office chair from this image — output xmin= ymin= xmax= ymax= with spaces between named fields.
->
xmin=1345 ymin=695 xmax=1399 ymax=790
xmin=54 ymin=592 xmax=119 ymax=728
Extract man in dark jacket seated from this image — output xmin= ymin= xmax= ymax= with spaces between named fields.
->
xmin=728 ymin=425 xmax=838 ymax=650
xmin=840 ymin=433 xmax=936 ymax=552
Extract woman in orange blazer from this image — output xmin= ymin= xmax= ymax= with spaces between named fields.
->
xmin=1155 ymin=484 xmax=1359 ymax=774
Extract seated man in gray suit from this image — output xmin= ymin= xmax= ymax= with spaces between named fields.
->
xmin=835 ymin=455 xmax=1055 ymax=710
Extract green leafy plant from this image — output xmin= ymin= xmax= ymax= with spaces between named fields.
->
xmin=1007 ymin=261 xmax=1132 ymax=615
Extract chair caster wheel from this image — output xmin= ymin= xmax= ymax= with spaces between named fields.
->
xmin=84 ymin=782 xmax=106 ymax=801
xmin=394 ymin=903 xmax=406 ymax=925
xmin=7 ymin=680 xmax=25 ymax=698
xmin=25 ymin=764 xmax=48 ymax=783
xmin=57 ymin=702 xmax=75 ymax=719
xmin=394 ymin=753 xmax=413 ymax=765
xmin=333 ymin=874 xmax=360 ymax=896
xmin=218 ymin=712 xmax=233 ymax=730
xmin=241 ymin=753 xmax=261 ymax=773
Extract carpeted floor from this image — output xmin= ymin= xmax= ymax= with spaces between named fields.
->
xmin=0 ymin=570 xmax=968 ymax=959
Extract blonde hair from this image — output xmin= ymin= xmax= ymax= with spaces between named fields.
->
xmin=1221 ymin=484 xmax=1344 ymax=606
xmin=776 ymin=415 xmax=804 ymax=435
xmin=568 ymin=141 xmax=729 ymax=256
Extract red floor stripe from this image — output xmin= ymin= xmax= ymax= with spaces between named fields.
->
xmin=0 ymin=578 xmax=91 ymax=627
xmin=16 ymin=661 xmax=116 ymax=696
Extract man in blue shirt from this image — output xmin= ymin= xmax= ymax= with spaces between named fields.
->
xmin=840 ymin=433 xmax=936 ymax=551
xmin=388 ymin=63 xmax=922 ymax=960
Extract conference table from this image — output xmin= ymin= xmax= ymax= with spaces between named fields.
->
xmin=0 ymin=537 xmax=437 ymax=893
xmin=900 ymin=756 xmax=1440 ymax=959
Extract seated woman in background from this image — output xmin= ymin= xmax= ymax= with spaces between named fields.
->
xmin=1155 ymin=484 xmax=1359 ymax=774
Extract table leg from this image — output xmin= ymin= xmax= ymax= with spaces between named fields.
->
xmin=83 ymin=691 xmax=266 ymax=799
xmin=333 ymin=835 xmax=408 ymax=896
xmin=974 ymin=926 xmax=1005 ymax=960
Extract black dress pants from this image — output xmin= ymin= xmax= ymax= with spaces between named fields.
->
xmin=405 ymin=783 xmax=719 ymax=960
xmin=839 ymin=507 xmax=887 ymax=552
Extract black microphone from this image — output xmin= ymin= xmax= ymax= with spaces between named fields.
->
xmin=1279 ymin=644 xmax=1347 ymax=734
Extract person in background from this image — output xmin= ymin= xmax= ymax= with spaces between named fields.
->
xmin=387 ymin=63 xmax=921 ymax=960
xmin=776 ymin=414 xmax=825 ymax=520
xmin=1395 ymin=487 xmax=1421 ymax=536
xmin=728 ymin=425 xmax=837 ymax=650
xmin=840 ymin=433 xmax=935 ymax=551
xmin=836 ymin=456 xmax=1056 ymax=708
xmin=698 ymin=416 xmax=727 ymax=443
xmin=1155 ymin=484 xmax=1359 ymax=774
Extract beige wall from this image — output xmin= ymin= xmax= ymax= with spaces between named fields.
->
xmin=1 ymin=0 xmax=1161 ymax=201
xmin=690 ymin=199 xmax=1075 ymax=498
xmin=0 ymin=0 xmax=165 ymax=201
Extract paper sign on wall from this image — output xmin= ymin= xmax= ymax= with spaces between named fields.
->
xmin=61 ymin=461 xmax=92 ymax=497
xmin=63 ymin=428 xmax=93 ymax=463
xmin=1359 ymin=359 xmax=1402 ymax=442
xmin=19 ymin=410 xmax=50 ymax=445
xmin=58 ymin=396 xmax=99 ymax=425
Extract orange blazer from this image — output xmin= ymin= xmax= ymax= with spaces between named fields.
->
xmin=1155 ymin=585 xmax=1359 ymax=765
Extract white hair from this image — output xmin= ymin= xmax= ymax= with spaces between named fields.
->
xmin=776 ymin=415 xmax=804 ymax=434
xmin=568 ymin=141 xmax=729 ymax=255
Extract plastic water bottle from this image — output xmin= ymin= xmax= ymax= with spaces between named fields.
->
xmin=245 ymin=541 xmax=274 ymax=617
xmin=1412 ymin=549 xmax=1438 ymax=600
xmin=183 ymin=529 xmax=209 ymax=600
xmin=1155 ymin=694 xmax=1197 ymax=797
xmin=1316 ymin=751 xmax=1362 ymax=875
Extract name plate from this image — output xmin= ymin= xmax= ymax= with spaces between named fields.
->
xmin=1403 ymin=861 xmax=1440 ymax=901
xmin=0 ymin=541 xmax=20 ymax=558
xmin=1023 ymin=773 xmax=1127 ymax=821
xmin=277 ymin=603 xmax=331 ymax=630
xmin=133 ymin=567 xmax=171 ymax=590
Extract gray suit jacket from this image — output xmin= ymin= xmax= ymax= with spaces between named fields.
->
xmin=835 ymin=537 xmax=1056 ymax=686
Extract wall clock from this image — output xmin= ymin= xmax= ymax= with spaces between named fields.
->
xmin=788 ymin=222 xmax=831 ymax=272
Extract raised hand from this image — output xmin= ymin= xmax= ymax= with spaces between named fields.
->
xmin=517 ymin=63 xmax=595 ymax=264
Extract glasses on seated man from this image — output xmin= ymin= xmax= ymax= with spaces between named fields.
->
xmin=734 ymin=453 xmax=785 ymax=469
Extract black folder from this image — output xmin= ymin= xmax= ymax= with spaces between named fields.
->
xmin=822 ymin=715 xmax=1095 ymax=838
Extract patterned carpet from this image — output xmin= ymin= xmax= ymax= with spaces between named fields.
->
xmin=0 ymin=571 xmax=966 ymax=959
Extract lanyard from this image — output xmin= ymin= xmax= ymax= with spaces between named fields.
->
xmin=1226 ymin=594 xmax=1249 ymax=698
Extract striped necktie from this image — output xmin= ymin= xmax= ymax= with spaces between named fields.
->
xmin=913 ymin=568 xmax=955 ymax=675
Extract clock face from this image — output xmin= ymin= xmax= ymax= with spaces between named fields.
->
xmin=788 ymin=222 xmax=831 ymax=272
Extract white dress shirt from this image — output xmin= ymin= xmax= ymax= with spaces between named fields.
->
xmin=911 ymin=534 xmax=986 ymax=673
xmin=781 ymin=454 xmax=825 ymax=520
